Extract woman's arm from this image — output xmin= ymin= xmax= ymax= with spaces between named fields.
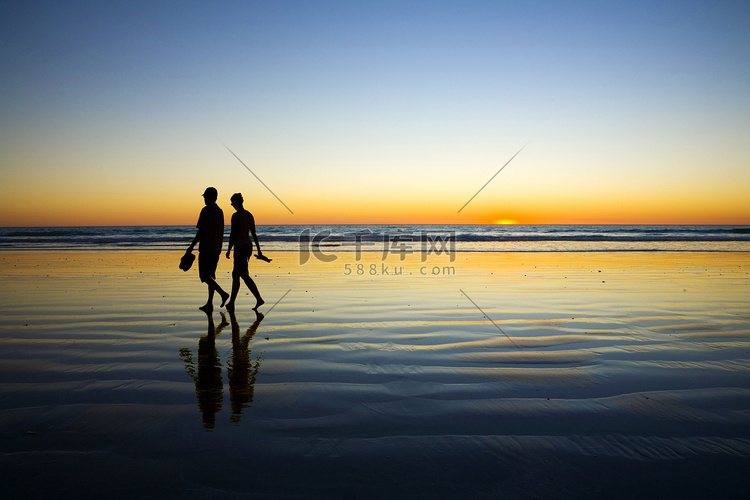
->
xmin=248 ymin=212 xmax=262 ymax=255
xmin=225 ymin=214 xmax=235 ymax=259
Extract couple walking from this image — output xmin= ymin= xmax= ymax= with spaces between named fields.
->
xmin=187 ymin=187 xmax=265 ymax=312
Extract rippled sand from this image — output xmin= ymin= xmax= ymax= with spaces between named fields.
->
xmin=1 ymin=251 xmax=749 ymax=498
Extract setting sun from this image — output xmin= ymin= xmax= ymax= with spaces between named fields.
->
xmin=494 ymin=219 xmax=518 ymax=225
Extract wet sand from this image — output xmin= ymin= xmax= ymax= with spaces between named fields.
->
xmin=1 ymin=250 xmax=749 ymax=499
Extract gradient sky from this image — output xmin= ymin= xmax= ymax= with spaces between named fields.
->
xmin=1 ymin=0 xmax=749 ymax=226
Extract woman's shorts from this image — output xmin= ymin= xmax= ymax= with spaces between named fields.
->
xmin=233 ymin=245 xmax=252 ymax=275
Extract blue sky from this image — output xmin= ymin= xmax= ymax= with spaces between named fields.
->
xmin=1 ymin=0 xmax=749 ymax=225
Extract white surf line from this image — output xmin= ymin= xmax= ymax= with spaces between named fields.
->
xmin=457 ymin=143 xmax=528 ymax=213
xmin=459 ymin=288 xmax=520 ymax=349
xmin=224 ymin=144 xmax=294 ymax=214
xmin=264 ymin=288 xmax=292 ymax=317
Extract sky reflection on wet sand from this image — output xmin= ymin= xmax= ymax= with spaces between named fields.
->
xmin=1 ymin=251 xmax=749 ymax=498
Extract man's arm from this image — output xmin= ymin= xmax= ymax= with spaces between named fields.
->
xmin=188 ymin=229 xmax=201 ymax=252
xmin=191 ymin=207 xmax=206 ymax=253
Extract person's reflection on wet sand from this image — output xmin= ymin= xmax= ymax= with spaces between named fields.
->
xmin=178 ymin=311 xmax=229 ymax=430
xmin=227 ymin=309 xmax=264 ymax=424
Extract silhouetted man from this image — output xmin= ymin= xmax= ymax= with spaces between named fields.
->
xmin=188 ymin=187 xmax=229 ymax=312
xmin=178 ymin=310 xmax=229 ymax=429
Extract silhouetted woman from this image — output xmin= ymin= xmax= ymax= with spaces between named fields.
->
xmin=225 ymin=193 xmax=265 ymax=310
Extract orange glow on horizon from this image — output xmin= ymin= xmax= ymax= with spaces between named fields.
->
xmin=4 ymin=211 xmax=749 ymax=227
xmin=1 ymin=183 xmax=749 ymax=227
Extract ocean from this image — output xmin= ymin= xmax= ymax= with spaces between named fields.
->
xmin=1 ymin=224 xmax=749 ymax=252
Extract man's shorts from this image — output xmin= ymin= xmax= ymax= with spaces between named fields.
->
xmin=233 ymin=245 xmax=252 ymax=275
xmin=198 ymin=252 xmax=220 ymax=283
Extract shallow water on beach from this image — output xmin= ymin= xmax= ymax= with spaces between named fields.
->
xmin=1 ymin=251 xmax=750 ymax=498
